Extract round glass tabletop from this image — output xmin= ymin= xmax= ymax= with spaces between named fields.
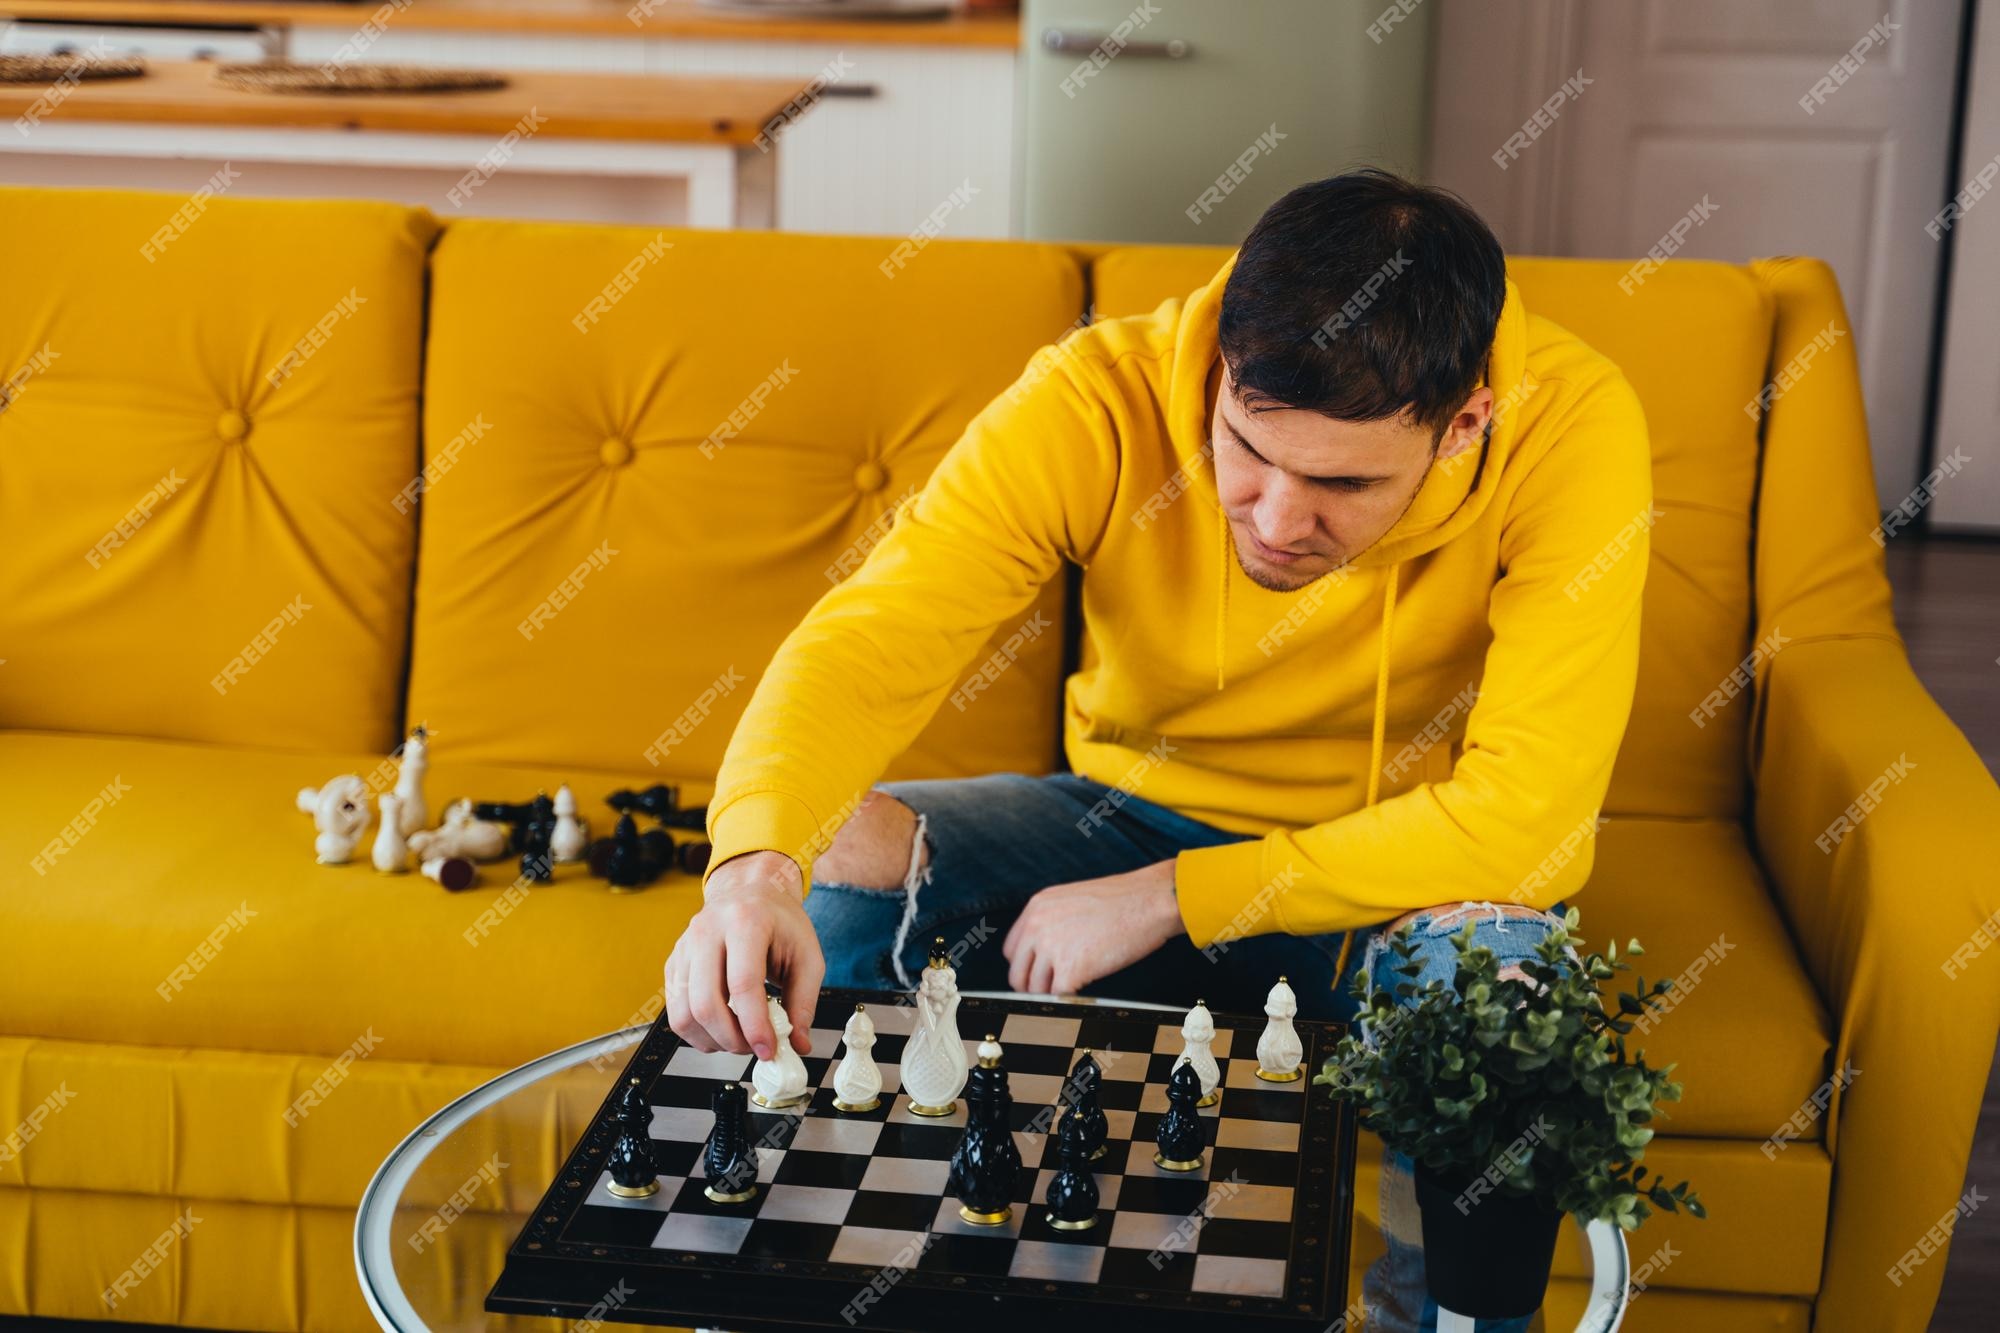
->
xmin=357 ymin=1007 xmax=1630 ymax=1332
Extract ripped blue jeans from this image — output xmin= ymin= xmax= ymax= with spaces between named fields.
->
xmin=804 ymin=772 xmax=1561 ymax=1331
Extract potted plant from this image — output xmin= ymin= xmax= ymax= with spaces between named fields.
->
xmin=1315 ymin=908 xmax=1704 ymax=1319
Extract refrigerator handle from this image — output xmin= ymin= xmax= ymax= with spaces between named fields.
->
xmin=1040 ymin=28 xmax=1193 ymax=60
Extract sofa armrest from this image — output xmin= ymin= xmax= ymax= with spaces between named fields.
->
xmin=1752 ymin=634 xmax=2000 ymax=1332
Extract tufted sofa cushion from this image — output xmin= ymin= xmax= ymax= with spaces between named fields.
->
xmin=0 ymin=186 xmax=437 ymax=754
xmin=410 ymin=222 xmax=1079 ymax=783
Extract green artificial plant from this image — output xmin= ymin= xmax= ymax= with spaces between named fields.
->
xmin=1314 ymin=907 xmax=1705 ymax=1231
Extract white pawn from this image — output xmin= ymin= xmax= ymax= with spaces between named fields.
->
xmin=1256 ymin=976 xmax=1304 ymax=1083
xmin=1175 ymin=999 xmax=1222 ymax=1107
xmin=298 ymin=774 xmax=371 ymax=865
xmin=832 ymin=1004 xmax=882 ymax=1113
xmin=372 ymin=792 xmax=411 ymax=874
xmin=750 ymin=995 xmax=810 ymax=1109
xmin=550 ymin=784 xmax=589 ymax=863
xmin=393 ymin=726 xmax=429 ymax=836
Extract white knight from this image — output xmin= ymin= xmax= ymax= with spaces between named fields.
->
xmin=750 ymin=995 xmax=810 ymax=1109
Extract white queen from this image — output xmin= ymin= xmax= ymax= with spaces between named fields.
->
xmin=899 ymin=938 xmax=969 ymax=1116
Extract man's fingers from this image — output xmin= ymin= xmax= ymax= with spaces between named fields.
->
xmin=784 ymin=942 xmax=825 ymax=1057
xmin=1028 ymin=955 xmax=1055 ymax=997
xmin=726 ymin=921 xmax=776 ymax=1060
xmin=664 ymin=950 xmax=715 ymax=1052
xmin=690 ymin=936 xmax=750 ymax=1055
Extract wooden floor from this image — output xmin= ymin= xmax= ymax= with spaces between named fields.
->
xmin=1886 ymin=536 xmax=2000 ymax=1331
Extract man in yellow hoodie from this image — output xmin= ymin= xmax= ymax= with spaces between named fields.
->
xmin=667 ymin=168 xmax=1650 ymax=1328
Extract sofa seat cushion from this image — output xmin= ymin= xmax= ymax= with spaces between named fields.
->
xmin=1579 ymin=815 xmax=1834 ymax=1139
xmin=1 ymin=729 xmax=707 ymax=1070
xmin=0 ymin=186 xmax=438 ymax=755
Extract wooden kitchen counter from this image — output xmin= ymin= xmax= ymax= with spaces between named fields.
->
xmin=0 ymin=56 xmax=811 ymax=142
xmin=0 ymin=0 xmax=1019 ymax=48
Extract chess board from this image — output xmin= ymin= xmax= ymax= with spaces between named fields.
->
xmin=487 ymin=988 xmax=1356 ymax=1332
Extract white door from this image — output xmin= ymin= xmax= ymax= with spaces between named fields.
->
xmin=1931 ymin=1 xmax=2000 ymax=533
xmin=1428 ymin=0 xmax=1966 ymax=507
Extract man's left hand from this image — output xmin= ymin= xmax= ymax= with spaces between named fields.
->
xmin=1002 ymin=859 xmax=1183 ymax=995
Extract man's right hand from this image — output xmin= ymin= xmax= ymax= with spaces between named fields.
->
xmin=665 ymin=850 xmax=823 ymax=1061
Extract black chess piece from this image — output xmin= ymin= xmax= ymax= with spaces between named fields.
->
xmin=605 ymin=814 xmax=648 ymax=889
xmin=521 ymin=792 xmax=557 ymax=857
xmin=1066 ymin=1050 xmax=1109 ymax=1162
xmin=605 ymin=1077 xmax=659 ymax=1198
xmin=949 ymin=1035 xmax=1021 ymax=1226
xmin=471 ymin=799 xmax=534 ymax=852
xmin=638 ymin=828 xmax=675 ymax=878
xmin=608 ymin=783 xmax=679 ymax=820
xmin=1154 ymin=1060 xmax=1206 ymax=1172
xmin=676 ymin=840 xmax=712 ymax=876
xmin=704 ymin=1083 xmax=759 ymax=1204
xmin=1044 ymin=1104 xmax=1099 ymax=1231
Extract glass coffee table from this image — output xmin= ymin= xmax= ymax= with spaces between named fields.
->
xmin=357 ymin=1005 xmax=1631 ymax=1332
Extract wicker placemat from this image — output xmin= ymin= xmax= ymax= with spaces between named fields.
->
xmin=0 ymin=53 xmax=148 ymax=84
xmin=212 ymin=62 xmax=509 ymax=95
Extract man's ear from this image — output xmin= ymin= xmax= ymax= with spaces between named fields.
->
xmin=1437 ymin=387 xmax=1496 ymax=462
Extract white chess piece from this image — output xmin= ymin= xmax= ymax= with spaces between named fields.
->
xmin=1175 ymin=1000 xmax=1222 ymax=1107
xmin=297 ymin=774 xmax=371 ymax=865
xmin=900 ymin=940 xmax=970 ymax=1115
xmin=408 ymin=799 xmax=509 ymax=863
xmin=550 ymin=784 xmax=589 ymax=863
xmin=393 ymin=726 xmax=429 ymax=836
xmin=750 ymin=996 xmax=810 ymax=1109
xmin=832 ymin=1004 xmax=882 ymax=1113
xmin=1256 ymin=976 xmax=1304 ymax=1082
xmin=372 ymin=793 xmax=411 ymax=874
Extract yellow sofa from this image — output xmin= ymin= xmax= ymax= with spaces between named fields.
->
xmin=1 ymin=184 xmax=1994 ymax=1333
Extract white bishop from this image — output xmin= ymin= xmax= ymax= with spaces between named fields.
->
xmin=832 ymin=1004 xmax=882 ymax=1113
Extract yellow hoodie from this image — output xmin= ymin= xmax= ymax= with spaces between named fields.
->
xmin=706 ymin=255 xmax=1653 ymax=949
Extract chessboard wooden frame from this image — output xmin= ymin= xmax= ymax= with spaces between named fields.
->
xmin=487 ymin=989 xmax=1357 ymax=1332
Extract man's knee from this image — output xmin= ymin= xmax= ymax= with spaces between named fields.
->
xmin=813 ymin=791 xmax=929 ymax=892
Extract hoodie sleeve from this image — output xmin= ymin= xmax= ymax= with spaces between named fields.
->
xmin=705 ymin=342 xmax=1121 ymax=887
xmin=1173 ymin=372 xmax=1654 ymax=944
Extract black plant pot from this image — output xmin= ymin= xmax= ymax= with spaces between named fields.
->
xmin=1412 ymin=1162 xmax=1565 ymax=1319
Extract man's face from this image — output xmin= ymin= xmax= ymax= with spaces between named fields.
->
xmin=1210 ymin=364 xmax=1493 ymax=592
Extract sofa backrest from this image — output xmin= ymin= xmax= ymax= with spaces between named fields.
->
xmin=0 ymin=186 xmax=436 ymax=754
xmin=1092 ymin=245 xmax=1776 ymax=821
xmin=408 ymin=221 xmax=1078 ymax=783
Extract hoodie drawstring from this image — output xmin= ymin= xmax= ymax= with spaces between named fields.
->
xmin=1333 ymin=562 xmax=1400 ymax=990
xmin=1215 ymin=503 xmax=1231 ymax=691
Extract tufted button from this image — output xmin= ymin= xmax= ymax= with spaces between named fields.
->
xmin=852 ymin=460 xmax=888 ymax=494
xmin=215 ymin=409 xmax=249 ymax=443
xmin=599 ymin=436 xmax=633 ymax=467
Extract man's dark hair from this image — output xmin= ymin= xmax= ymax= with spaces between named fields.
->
xmin=1219 ymin=168 xmax=1507 ymax=441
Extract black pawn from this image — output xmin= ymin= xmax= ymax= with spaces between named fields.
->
xmin=1065 ymin=1050 xmax=1109 ymax=1162
xmin=1154 ymin=1060 xmax=1206 ymax=1172
xmin=704 ymin=1083 xmax=759 ymax=1204
xmin=949 ymin=1036 xmax=1020 ymax=1225
xmin=605 ymin=1077 xmax=658 ymax=1198
xmin=523 ymin=792 xmax=557 ymax=856
xmin=1044 ymin=1106 xmax=1099 ymax=1231
xmin=605 ymin=814 xmax=648 ymax=889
